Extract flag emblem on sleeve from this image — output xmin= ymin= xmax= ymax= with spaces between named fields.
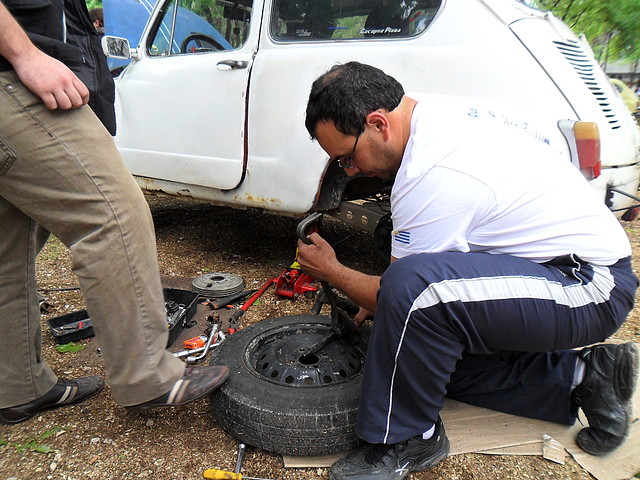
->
xmin=393 ymin=230 xmax=410 ymax=245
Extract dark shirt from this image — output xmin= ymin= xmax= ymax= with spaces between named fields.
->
xmin=0 ymin=0 xmax=116 ymax=135
xmin=0 ymin=0 xmax=66 ymax=71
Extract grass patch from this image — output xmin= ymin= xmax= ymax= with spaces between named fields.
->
xmin=0 ymin=426 xmax=65 ymax=454
xmin=56 ymin=342 xmax=85 ymax=353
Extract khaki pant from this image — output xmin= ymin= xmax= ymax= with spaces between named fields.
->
xmin=0 ymin=70 xmax=184 ymax=407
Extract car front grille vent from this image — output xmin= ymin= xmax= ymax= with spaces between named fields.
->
xmin=553 ymin=40 xmax=620 ymax=130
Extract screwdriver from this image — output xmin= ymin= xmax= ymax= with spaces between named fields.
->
xmin=203 ymin=469 xmax=275 ymax=480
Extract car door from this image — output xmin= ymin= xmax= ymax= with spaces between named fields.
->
xmin=113 ymin=0 xmax=261 ymax=190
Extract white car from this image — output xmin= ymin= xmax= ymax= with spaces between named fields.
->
xmin=104 ymin=0 xmax=640 ymax=237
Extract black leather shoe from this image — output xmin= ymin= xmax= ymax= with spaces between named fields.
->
xmin=573 ymin=342 xmax=638 ymax=456
xmin=0 ymin=376 xmax=104 ymax=425
xmin=126 ymin=365 xmax=229 ymax=410
xmin=329 ymin=417 xmax=450 ymax=480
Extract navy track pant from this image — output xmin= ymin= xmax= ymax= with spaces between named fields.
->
xmin=356 ymin=252 xmax=638 ymax=444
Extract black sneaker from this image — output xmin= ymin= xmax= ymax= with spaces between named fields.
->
xmin=330 ymin=417 xmax=450 ymax=480
xmin=573 ymin=342 xmax=638 ymax=456
xmin=126 ymin=365 xmax=229 ymax=410
xmin=0 ymin=376 xmax=104 ymax=425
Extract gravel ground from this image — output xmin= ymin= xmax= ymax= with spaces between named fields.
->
xmin=0 ymin=194 xmax=638 ymax=480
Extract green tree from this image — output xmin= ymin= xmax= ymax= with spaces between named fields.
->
xmin=85 ymin=0 xmax=102 ymax=10
xmin=536 ymin=0 xmax=640 ymax=63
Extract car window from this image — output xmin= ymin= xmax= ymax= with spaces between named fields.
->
xmin=270 ymin=0 xmax=441 ymax=41
xmin=147 ymin=0 xmax=252 ymax=56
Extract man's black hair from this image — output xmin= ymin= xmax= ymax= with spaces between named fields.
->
xmin=305 ymin=61 xmax=405 ymax=138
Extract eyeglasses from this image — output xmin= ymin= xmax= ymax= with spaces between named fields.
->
xmin=332 ymin=130 xmax=362 ymax=169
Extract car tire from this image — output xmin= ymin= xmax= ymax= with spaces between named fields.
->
xmin=209 ymin=314 xmax=369 ymax=456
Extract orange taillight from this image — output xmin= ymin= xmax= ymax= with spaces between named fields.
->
xmin=574 ymin=121 xmax=601 ymax=179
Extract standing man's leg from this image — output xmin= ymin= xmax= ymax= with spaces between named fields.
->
xmin=0 ymin=71 xmax=227 ymax=418
xmin=0 ymin=197 xmax=60 ymax=406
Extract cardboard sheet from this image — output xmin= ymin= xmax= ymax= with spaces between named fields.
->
xmin=440 ymin=392 xmax=639 ymax=480
xmin=284 ymin=348 xmax=640 ymax=480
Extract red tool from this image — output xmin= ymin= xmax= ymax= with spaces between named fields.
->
xmin=228 ymin=277 xmax=275 ymax=329
xmin=226 ymin=213 xmax=325 ymax=331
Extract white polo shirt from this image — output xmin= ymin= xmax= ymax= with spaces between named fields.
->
xmin=390 ymin=96 xmax=631 ymax=265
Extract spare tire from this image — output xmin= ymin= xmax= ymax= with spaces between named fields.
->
xmin=209 ymin=314 xmax=369 ymax=456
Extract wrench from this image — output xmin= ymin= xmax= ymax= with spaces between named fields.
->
xmin=186 ymin=323 xmax=220 ymax=363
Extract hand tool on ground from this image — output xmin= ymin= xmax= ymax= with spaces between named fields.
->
xmin=184 ymin=335 xmax=208 ymax=349
xmin=173 ymin=345 xmax=207 ymax=358
xmin=234 ymin=443 xmax=246 ymax=473
xmin=186 ymin=323 xmax=220 ymax=363
xmin=51 ymin=318 xmax=93 ymax=335
xmin=202 ymin=469 xmax=274 ymax=480
xmin=205 ymin=289 xmax=257 ymax=310
xmin=172 ymin=330 xmax=225 ymax=359
xmin=228 ymin=278 xmax=275 ymax=329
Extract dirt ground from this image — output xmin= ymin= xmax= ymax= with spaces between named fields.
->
xmin=1 ymin=194 xmax=639 ymax=480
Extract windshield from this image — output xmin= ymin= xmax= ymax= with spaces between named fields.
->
xmin=270 ymin=0 xmax=442 ymax=41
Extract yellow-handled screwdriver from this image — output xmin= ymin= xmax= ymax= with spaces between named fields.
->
xmin=203 ymin=469 xmax=275 ymax=480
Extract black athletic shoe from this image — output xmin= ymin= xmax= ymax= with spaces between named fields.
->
xmin=0 ymin=376 xmax=104 ymax=425
xmin=573 ymin=342 xmax=638 ymax=456
xmin=329 ymin=417 xmax=450 ymax=480
xmin=126 ymin=365 xmax=229 ymax=410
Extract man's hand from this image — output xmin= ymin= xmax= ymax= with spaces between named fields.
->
xmin=353 ymin=307 xmax=374 ymax=327
xmin=13 ymin=50 xmax=89 ymax=110
xmin=297 ymin=232 xmax=340 ymax=283
xmin=298 ymin=232 xmax=381 ymax=313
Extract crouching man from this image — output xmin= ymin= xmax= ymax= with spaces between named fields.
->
xmin=298 ymin=61 xmax=638 ymax=480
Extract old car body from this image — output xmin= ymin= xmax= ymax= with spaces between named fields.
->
xmin=105 ymin=0 xmax=640 ymax=229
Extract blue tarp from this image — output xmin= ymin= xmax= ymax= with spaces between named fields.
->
xmin=103 ymin=0 xmax=231 ymax=70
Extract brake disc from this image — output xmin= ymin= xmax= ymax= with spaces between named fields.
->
xmin=191 ymin=272 xmax=245 ymax=297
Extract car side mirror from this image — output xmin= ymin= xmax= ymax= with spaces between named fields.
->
xmin=101 ymin=36 xmax=137 ymax=60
